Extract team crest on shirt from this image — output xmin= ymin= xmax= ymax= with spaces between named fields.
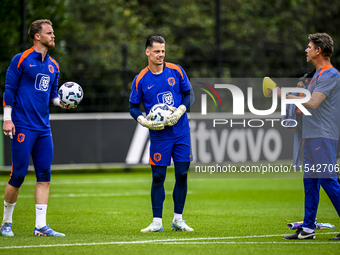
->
xmin=167 ymin=77 xmax=175 ymax=86
xmin=35 ymin=73 xmax=50 ymax=91
xmin=157 ymin=91 xmax=174 ymax=106
xmin=48 ymin=65 xmax=54 ymax=73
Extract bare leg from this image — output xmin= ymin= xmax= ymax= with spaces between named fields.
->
xmin=34 ymin=182 xmax=49 ymax=204
xmin=4 ymin=184 xmax=20 ymax=204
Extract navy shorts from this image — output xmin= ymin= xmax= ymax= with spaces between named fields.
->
xmin=149 ymin=133 xmax=192 ymax=166
xmin=303 ymin=138 xmax=338 ymax=179
xmin=9 ymin=127 xmax=53 ymax=187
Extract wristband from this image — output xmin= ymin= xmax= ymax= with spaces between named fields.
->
xmin=178 ymin=105 xmax=186 ymax=113
xmin=52 ymin=97 xmax=61 ymax=106
xmin=3 ymin=106 xmax=12 ymax=121
xmin=137 ymin=115 xmax=146 ymax=125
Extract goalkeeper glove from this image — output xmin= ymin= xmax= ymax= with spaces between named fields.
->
xmin=166 ymin=105 xmax=186 ymax=126
xmin=146 ymin=111 xmax=155 ymax=121
xmin=137 ymin=115 xmax=164 ymax=130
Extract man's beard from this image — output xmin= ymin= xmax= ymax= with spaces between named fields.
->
xmin=155 ymin=59 xmax=163 ymax=65
xmin=43 ymin=41 xmax=55 ymax=49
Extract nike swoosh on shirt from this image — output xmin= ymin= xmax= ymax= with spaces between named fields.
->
xmin=315 ymin=147 xmax=321 ymax=151
xmin=148 ymin=85 xmax=154 ymax=89
xmin=29 ymin=64 xmax=36 ymax=67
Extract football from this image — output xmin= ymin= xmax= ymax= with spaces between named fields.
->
xmin=149 ymin=103 xmax=172 ymax=125
xmin=58 ymin=82 xmax=83 ymax=108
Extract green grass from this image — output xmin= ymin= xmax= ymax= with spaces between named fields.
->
xmin=0 ymin=169 xmax=339 ymax=254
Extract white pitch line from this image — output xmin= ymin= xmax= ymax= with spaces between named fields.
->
xmin=154 ymin=241 xmax=340 ymax=245
xmin=0 ymin=232 xmax=338 ymax=250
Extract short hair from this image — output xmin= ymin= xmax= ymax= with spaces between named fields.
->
xmin=308 ymin=33 xmax=333 ymax=58
xmin=145 ymin=35 xmax=165 ymax=49
xmin=28 ymin=19 xmax=53 ymax=40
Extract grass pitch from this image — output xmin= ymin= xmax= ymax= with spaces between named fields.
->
xmin=0 ymin=168 xmax=339 ymax=254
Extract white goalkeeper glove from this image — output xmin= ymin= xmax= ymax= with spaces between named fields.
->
xmin=137 ymin=115 xmax=164 ymax=131
xmin=146 ymin=111 xmax=155 ymax=121
xmin=166 ymin=105 xmax=186 ymax=126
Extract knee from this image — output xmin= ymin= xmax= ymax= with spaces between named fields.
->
xmin=8 ymin=173 xmax=26 ymax=188
xmin=36 ymin=181 xmax=50 ymax=187
xmin=36 ymin=169 xmax=51 ymax=182
xmin=175 ymin=170 xmax=188 ymax=183
xmin=152 ymin=172 xmax=166 ymax=185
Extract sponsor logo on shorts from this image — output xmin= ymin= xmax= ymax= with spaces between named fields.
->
xmin=17 ymin=133 xmax=25 ymax=143
xmin=154 ymin=153 xmax=161 ymax=162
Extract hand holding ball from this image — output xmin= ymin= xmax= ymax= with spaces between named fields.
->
xmin=58 ymin=82 xmax=84 ymax=108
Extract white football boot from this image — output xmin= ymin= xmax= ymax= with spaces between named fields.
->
xmin=140 ymin=222 xmax=163 ymax=233
xmin=171 ymin=219 xmax=194 ymax=232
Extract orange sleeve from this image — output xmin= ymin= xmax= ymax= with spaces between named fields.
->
xmin=165 ymin=62 xmax=184 ymax=79
xmin=136 ymin=67 xmax=148 ymax=92
xmin=17 ymin=47 xmax=35 ymax=69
